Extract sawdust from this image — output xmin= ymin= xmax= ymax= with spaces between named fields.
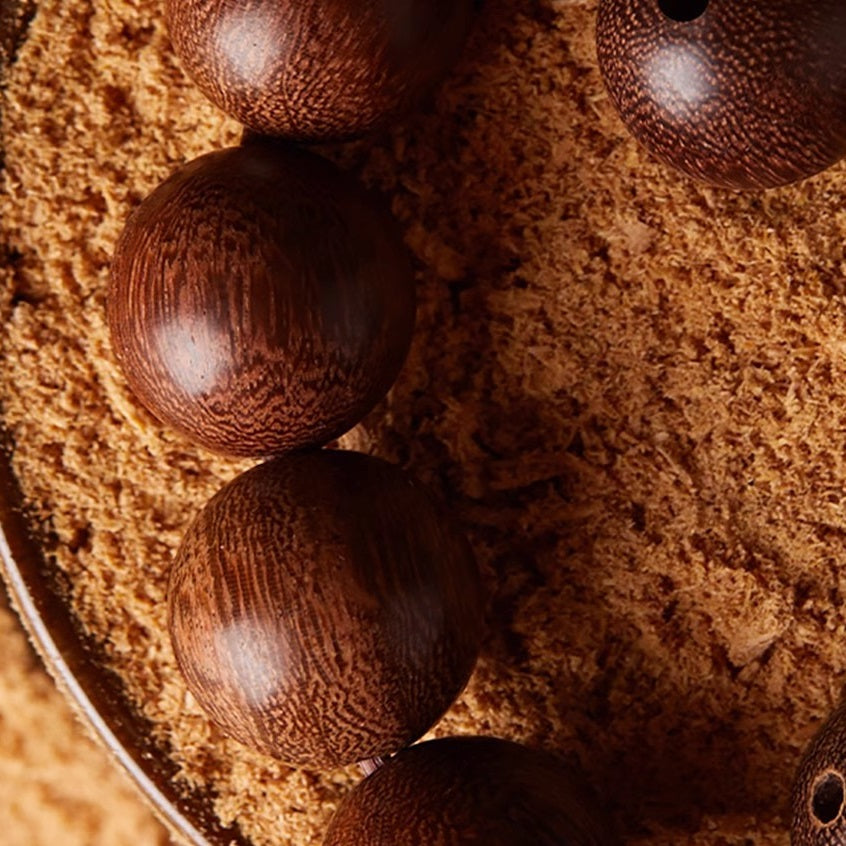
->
xmin=4 ymin=0 xmax=846 ymax=843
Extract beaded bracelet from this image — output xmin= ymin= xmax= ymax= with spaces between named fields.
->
xmin=107 ymin=1 xmax=623 ymax=842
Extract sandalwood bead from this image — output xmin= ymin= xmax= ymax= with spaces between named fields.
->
xmin=792 ymin=703 xmax=846 ymax=845
xmin=167 ymin=450 xmax=485 ymax=770
xmin=596 ymin=0 xmax=846 ymax=188
xmin=324 ymin=736 xmax=618 ymax=845
xmin=166 ymin=0 xmax=474 ymax=141
xmin=108 ymin=142 xmax=414 ymax=457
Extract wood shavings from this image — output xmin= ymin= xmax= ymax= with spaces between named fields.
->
xmin=4 ymin=0 xmax=846 ymax=843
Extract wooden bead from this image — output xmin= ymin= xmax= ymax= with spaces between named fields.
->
xmin=108 ymin=141 xmax=414 ymax=457
xmin=165 ymin=0 xmax=474 ymax=141
xmin=792 ymin=703 xmax=846 ymax=845
xmin=596 ymin=0 xmax=846 ymax=188
xmin=167 ymin=450 xmax=485 ymax=770
xmin=323 ymin=736 xmax=618 ymax=845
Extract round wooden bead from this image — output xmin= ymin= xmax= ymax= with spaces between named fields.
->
xmin=165 ymin=0 xmax=474 ymax=141
xmin=167 ymin=450 xmax=485 ymax=770
xmin=108 ymin=142 xmax=415 ymax=457
xmin=596 ymin=0 xmax=846 ymax=188
xmin=323 ymin=736 xmax=618 ymax=845
xmin=792 ymin=703 xmax=846 ymax=844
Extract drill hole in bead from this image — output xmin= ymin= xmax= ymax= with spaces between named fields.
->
xmin=658 ymin=0 xmax=709 ymax=22
xmin=812 ymin=771 xmax=846 ymax=826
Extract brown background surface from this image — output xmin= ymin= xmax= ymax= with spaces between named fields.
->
xmin=0 ymin=593 xmax=168 ymax=845
xmin=3 ymin=0 xmax=846 ymax=843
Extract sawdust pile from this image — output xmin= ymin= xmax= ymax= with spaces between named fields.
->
xmin=4 ymin=0 xmax=846 ymax=843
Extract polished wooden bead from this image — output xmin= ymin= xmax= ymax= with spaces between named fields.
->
xmin=108 ymin=142 xmax=415 ymax=457
xmin=165 ymin=0 xmax=474 ymax=141
xmin=167 ymin=450 xmax=485 ymax=770
xmin=324 ymin=736 xmax=618 ymax=845
xmin=792 ymin=703 xmax=846 ymax=845
xmin=596 ymin=0 xmax=846 ymax=188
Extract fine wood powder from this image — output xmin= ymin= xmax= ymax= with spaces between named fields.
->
xmin=4 ymin=0 xmax=846 ymax=843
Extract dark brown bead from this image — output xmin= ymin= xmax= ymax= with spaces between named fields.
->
xmin=792 ymin=703 xmax=846 ymax=845
xmin=596 ymin=0 xmax=846 ymax=189
xmin=324 ymin=736 xmax=619 ymax=846
xmin=165 ymin=0 xmax=474 ymax=142
xmin=108 ymin=142 xmax=415 ymax=457
xmin=167 ymin=450 xmax=485 ymax=770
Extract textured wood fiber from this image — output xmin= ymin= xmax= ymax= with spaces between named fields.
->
xmin=108 ymin=141 xmax=415 ymax=458
xmin=165 ymin=0 xmax=474 ymax=141
xmin=596 ymin=0 xmax=846 ymax=188
xmin=323 ymin=735 xmax=618 ymax=846
xmin=792 ymin=704 xmax=846 ymax=845
xmin=167 ymin=449 xmax=485 ymax=770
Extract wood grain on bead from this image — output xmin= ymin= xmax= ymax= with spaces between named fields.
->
xmin=324 ymin=736 xmax=619 ymax=846
xmin=167 ymin=450 xmax=485 ymax=770
xmin=596 ymin=0 xmax=846 ymax=188
xmin=108 ymin=142 xmax=415 ymax=457
xmin=165 ymin=0 xmax=474 ymax=141
xmin=792 ymin=704 xmax=846 ymax=845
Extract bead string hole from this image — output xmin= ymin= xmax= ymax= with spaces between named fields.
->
xmin=812 ymin=771 xmax=846 ymax=825
xmin=658 ymin=0 xmax=709 ymax=22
